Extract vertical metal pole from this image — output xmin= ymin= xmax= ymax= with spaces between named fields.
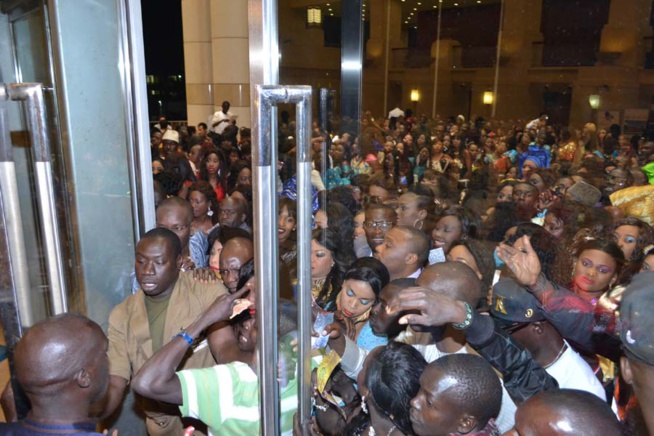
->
xmin=294 ymin=88 xmax=313 ymax=430
xmin=432 ymin=0 xmax=443 ymax=118
xmin=8 ymin=83 xmax=67 ymax=315
xmin=248 ymin=0 xmax=280 ymax=431
xmin=0 ymin=84 xmax=34 ymax=327
xmin=491 ymin=0 xmax=505 ymax=118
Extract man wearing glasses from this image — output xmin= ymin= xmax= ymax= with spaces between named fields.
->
xmin=363 ymin=204 xmax=397 ymax=253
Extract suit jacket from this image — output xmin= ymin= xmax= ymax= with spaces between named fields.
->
xmin=108 ymin=272 xmax=226 ymax=435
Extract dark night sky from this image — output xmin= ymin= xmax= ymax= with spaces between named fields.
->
xmin=141 ymin=0 xmax=185 ymax=75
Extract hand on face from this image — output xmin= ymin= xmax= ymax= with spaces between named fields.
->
xmin=384 ymin=286 xmax=466 ymax=328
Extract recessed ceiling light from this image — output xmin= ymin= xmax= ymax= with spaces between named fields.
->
xmin=454 ymin=2 xmax=459 ymax=5
xmin=413 ymin=7 xmax=417 ymax=10
xmin=417 ymin=1 xmax=422 ymax=4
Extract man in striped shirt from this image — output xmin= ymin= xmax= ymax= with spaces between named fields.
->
xmin=132 ymin=290 xmax=301 ymax=435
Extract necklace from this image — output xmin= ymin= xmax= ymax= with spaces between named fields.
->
xmin=369 ymin=424 xmax=397 ymax=436
xmin=542 ymin=343 xmax=568 ymax=369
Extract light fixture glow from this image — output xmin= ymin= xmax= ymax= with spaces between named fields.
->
xmin=483 ymin=91 xmax=494 ymax=105
xmin=410 ymin=89 xmax=420 ymax=102
xmin=588 ymin=94 xmax=601 ymax=109
xmin=307 ymin=6 xmax=322 ymax=27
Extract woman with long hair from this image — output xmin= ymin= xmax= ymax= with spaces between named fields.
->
xmin=199 ymin=148 xmax=228 ymax=201
xmin=311 ymin=228 xmax=356 ymax=311
xmin=187 ymin=181 xmax=219 ymax=235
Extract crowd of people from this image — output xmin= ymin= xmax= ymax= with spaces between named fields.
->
xmin=2 ymin=102 xmax=654 ymax=436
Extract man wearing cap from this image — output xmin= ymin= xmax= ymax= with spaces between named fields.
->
xmin=161 ymin=129 xmax=180 ymax=158
xmin=619 ymin=271 xmax=654 ymax=434
xmin=210 ymin=101 xmax=234 ymax=135
xmin=491 ymin=277 xmax=606 ymax=400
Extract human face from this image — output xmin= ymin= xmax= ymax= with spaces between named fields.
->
xmin=354 ymin=212 xmax=366 ymax=239
xmin=544 ymin=213 xmax=564 ymax=239
xmin=640 ymin=254 xmax=654 ymax=272
xmin=151 ymin=132 xmax=162 ymax=147
xmin=607 ymin=169 xmax=630 ymax=193
xmin=431 ymin=215 xmax=462 ymax=254
xmin=135 ymin=237 xmax=181 ymax=300
xmin=331 ymin=144 xmax=345 ymax=164
xmin=229 ymin=151 xmax=240 ymax=164
xmin=410 ymin=365 xmax=463 ymax=436
xmin=163 ymin=140 xmax=178 ymax=155
xmin=311 ymin=239 xmax=333 ymax=280
xmin=614 ymin=225 xmax=639 ymax=261
xmin=496 ymin=185 xmax=513 ymax=203
xmin=219 ymin=198 xmax=245 ymax=228
xmin=403 ymin=134 xmax=413 ymax=146
xmin=156 ymin=206 xmax=191 ymax=249
xmin=209 ymin=240 xmax=222 ymax=273
xmin=277 ymin=205 xmax=296 ymax=243
xmin=314 ymin=210 xmax=328 ymax=229
xmin=369 ymin=185 xmax=391 ymax=202
xmin=528 ymin=173 xmax=546 ymax=192
xmin=364 ymin=208 xmax=396 ymax=249
xmin=205 ymin=153 xmax=221 ymax=175
xmin=370 ymin=285 xmax=402 ymax=335
xmin=522 ymin=160 xmax=538 ymax=179
xmin=572 ymin=249 xmax=617 ymax=296
xmin=417 ymin=134 xmax=427 ymax=146
xmin=237 ymin=168 xmax=252 ymax=186
xmin=447 ymin=244 xmax=480 ymax=279
xmin=506 ymin=167 xmax=518 ymax=179
xmin=235 ymin=317 xmax=257 ymax=352
xmin=374 ymin=228 xmax=411 ymax=278
xmin=152 ymin=160 xmax=164 ymax=175
xmin=432 ymin=141 xmax=443 ymax=154
xmin=553 ymin=177 xmax=574 ymax=195
xmin=513 ymin=183 xmax=538 ymax=218
xmin=396 ymin=193 xmax=423 ymax=227
xmin=419 ymin=147 xmax=429 ymax=162
xmin=338 ymin=279 xmax=376 ymax=319
xmin=219 ymin=248 xmax=250 ymax=293
xmin=188 ymin=190 xmax=210 ymax=219
xmin=188 ymin=145 xmax=202 ymax=166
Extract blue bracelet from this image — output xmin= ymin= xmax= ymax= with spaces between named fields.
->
xmin=175 ymin=330 xmax=194 ymax=347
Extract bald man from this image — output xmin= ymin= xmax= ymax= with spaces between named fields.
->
xmin=156 ymin=197 xmax=208 ymax=270
xmin=0 ymin=314 xmax=107 ymax=435
xmin=219 ymin=236 xmax=254 ymax=293
xmin=504 ymin=389 xmax=621 ymax=436
xmin=218 ymin=197 xmax=250 ymax=233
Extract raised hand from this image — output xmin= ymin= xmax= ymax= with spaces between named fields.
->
xmin=496 ymin=235 xmax=541 ymax=288
xmin=384 ymin=286 xmax=468 ymax=328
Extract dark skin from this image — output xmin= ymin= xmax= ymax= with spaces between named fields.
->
xmin=509 ymin=321 xmax=565 ymax=369
xmin=11 ymin=315 xmax=109 ymax=425
xmin=621 ymin=356 xmax=654 ymax=435
xmin=219 ymin=237 xmax=254 ymax=293
xmin=132 ymin=287 xmax=251 ymax=404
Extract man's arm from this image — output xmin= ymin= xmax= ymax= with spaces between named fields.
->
xmin=132 ymin=288 xmax=248 ymax=404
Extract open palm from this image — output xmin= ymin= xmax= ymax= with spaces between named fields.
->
xmin=496 ymin=235 xmax=542 ymax=287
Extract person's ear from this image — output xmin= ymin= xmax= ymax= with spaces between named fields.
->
xmin=457 ymin=415 xmax=478 ymax=434
xmin=609 ymin=274 xmax=618 ymax=288
xmin=76 ymin=368 xmax=91 ymax=389
xmin=406 ymin=253 xmax=418 ymax=266
xmin=176 ymin=254 xmax=183 ymax=270
xmin=532 ymin=321 xmax=544 ymax=335
xmin=418 ymin=209 xmax=428 ymax=221
xmin=620 ymin=356 xmax=634 ymax=385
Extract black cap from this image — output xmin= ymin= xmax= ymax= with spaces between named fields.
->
xmin=619 ymin=272 xmax=654 ymax=365
xmin=491 ymin=277 xmax=545 ymax=324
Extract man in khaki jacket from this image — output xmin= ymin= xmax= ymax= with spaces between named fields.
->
xmin=102 ymin=227 xmax=229 ymax=435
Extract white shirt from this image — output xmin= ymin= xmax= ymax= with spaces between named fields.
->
xmin=545 ymin=341 xmax=606 ymax=401
xmin=211 ymin=110 xmax=233 ymax=134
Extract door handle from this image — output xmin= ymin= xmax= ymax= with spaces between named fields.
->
xmin=252 ymin=85 xmax=313 ymax=434
xmin=5 ymin=83 xmax=67 ymax=316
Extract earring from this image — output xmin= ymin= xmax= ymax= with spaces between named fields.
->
xmin=207 ymin=206 xmax=214 ymax=217
xmin=361 ymin=396 xmax=369 ymax=414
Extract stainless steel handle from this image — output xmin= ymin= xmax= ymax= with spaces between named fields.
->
xmin=6 ymin=83 xmax=67 ymax=316
xmin=0 ymin=84 xmax=34 ymax=328
xmin=253 ymin=85 xmax=312 ymax=435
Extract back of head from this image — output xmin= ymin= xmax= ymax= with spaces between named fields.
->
xmin=519 ymin=389 xmax=622 ymax=435
xmin=157 ymin=196 xmax=193 ymax=225
xmin=417 ymin=261 xmax=482 ymax=305
xmin=431 ymin=354 xmax=502 ymax=427
xmin=15 ymin=313 xmax=105 ymax=399
xmin=367 ymin=342 xmax=428 ymax=434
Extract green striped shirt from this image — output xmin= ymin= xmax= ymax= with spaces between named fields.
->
xmin=177 ymin=361 xmax=300 ymax=435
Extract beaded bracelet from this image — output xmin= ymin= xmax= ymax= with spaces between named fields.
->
xmin=175 ymin=330 xmax=194 ymax=347
xmin=526 ymin=273 xmax=548 ymax=294
xmin=452 ymin=302 xmax=473 ymax=330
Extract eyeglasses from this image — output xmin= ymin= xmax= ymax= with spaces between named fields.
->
xmin=219 ymin=209 xmax=238 ymax=217
xmin=363 ymin=221 xmax=394 ymax=231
